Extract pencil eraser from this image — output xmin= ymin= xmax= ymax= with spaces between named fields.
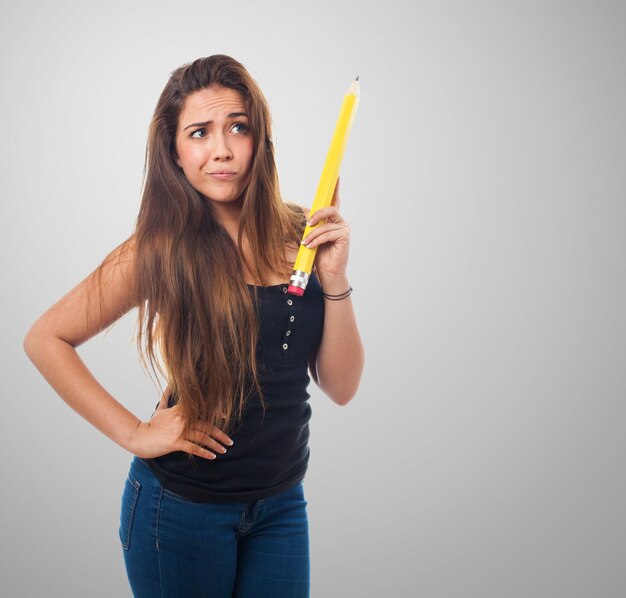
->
xmin=288 ymin=285 xmax=305 ymax=296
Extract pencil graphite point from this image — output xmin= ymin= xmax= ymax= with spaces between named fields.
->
xmin=356 ymin=75 xmax=359 ymax=81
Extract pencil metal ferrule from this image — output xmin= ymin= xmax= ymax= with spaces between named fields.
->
xmin=289 ymin=270 xmax=310 ymax=294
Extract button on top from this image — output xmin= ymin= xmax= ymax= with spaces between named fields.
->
xmin=282 ymin=287 xmax=288 ymax=293
xmin=289 ymin=315 xmax=295 ymax=322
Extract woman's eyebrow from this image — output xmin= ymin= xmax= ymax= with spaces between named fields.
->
xmin=183 ymin=112 xmax=248 ymax=131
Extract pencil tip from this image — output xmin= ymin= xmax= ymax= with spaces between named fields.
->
xmin=355 ymin=75 xmax=359 ymax=81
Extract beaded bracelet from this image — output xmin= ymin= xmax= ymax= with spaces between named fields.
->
xmin=322 ymin=286 xmax=353 ymax=300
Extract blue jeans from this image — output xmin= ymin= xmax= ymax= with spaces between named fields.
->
xmin=119 ymin=455 xmax=310 ymax=597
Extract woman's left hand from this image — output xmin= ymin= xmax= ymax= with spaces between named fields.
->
xmin=302 ymin=177 xmax=351 ymax=283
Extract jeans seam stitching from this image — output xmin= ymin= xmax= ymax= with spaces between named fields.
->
xmin=156 ymin=484 xmax=165 ymax=597
xmin=121 ymin=476 xmax=141 ymax=550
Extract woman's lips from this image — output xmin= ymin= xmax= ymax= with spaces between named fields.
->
xmin=208 ymin=172 xmax=236 ymax=180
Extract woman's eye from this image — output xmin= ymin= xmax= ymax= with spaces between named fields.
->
xmin=190 ymin=128 xmax=206 ymax=139
xmin=232 ymin=122 xmax=249 ymax=134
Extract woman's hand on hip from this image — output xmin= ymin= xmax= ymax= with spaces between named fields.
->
xmin=131 ymin=388 xmax=234 ymax=460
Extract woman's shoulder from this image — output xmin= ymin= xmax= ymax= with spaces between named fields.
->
xmin=284 ymin=201 xmax=310 ymax=222
xmin=100 ymin=234 xmax=138 ymax=275
xmin=285 ymin=202 xmax=311 ymax=230
xmin=295 ymin=203 xmax=314 ymax=223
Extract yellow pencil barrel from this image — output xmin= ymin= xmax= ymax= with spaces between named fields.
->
xmin=288 ymin=79 xmax=360 ymax=296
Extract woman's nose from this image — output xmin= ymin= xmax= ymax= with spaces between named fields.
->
xmin=211 ymin=134 xmax=232 ymax=160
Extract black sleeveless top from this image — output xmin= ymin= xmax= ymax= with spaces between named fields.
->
xmin=142 ymin=272 xmax=325 ymax=503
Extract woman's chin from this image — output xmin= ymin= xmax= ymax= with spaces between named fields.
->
xmin=202 ymin=192 xmax=243 ymax=205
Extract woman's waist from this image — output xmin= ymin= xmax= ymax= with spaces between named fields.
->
xmin=149 ymin=406 xmax=311 ymax=482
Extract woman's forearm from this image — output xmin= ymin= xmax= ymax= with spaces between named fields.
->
xmin=23 ymin=332 xmax=141 ymax=454
xmin=315 ymin=275 xmax=365 ymax=405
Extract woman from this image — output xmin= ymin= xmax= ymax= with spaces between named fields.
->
xmin=23 ymin=54 xmax=364 ymax=597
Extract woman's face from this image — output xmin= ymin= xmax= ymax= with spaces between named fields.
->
xmin=175 ymin=86 xmax=254 ymax=206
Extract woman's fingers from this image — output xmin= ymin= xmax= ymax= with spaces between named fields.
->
xmin=181 ymin=439 xmax=218 ymax=460
xmin=305 ymin=231 xmax=348 ymax=249
xmin=307 ymin=205 xmax=344 ymax=227
xmin=134 ymin=407 xmax=233 ymax=460
xmin=149 ymin=393 xmax=234 ymax=461
xmin=302 ymin=223 xmax=349 ymax=248
xmin=205 ymin=424 xmax=234 ymax=448
xmin=184 ymin=429 xmax=226 ymax=457
xmin=179 ymin=427 xmax=233 ymax=460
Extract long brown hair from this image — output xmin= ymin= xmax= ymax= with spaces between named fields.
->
xmin=95 ymin=55 xmax=306 ymax=454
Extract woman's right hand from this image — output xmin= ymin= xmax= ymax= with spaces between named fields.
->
xmin=131 ymin=388 xmax=234 ymax=460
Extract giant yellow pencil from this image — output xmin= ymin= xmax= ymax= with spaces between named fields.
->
xmin=288 ymin=76 xmax=360 ymax=296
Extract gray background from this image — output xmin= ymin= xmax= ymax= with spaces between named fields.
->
xmin=2 ymin=0 xmax=625 ymax=596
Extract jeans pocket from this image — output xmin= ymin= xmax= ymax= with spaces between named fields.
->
xmin=119 ymin=470 xmax=141 ymax=551
xmin=161 ymin=487 xmax=202 ymax=505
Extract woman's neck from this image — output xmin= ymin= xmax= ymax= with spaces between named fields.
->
xmin=211 ymin=198 xmax=243 ymax=242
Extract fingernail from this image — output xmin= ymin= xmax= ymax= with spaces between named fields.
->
xmin=227 ymin=439 xmax=234 ymax=446
xmin=307 ymin=219 xmax=314 ymax=226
